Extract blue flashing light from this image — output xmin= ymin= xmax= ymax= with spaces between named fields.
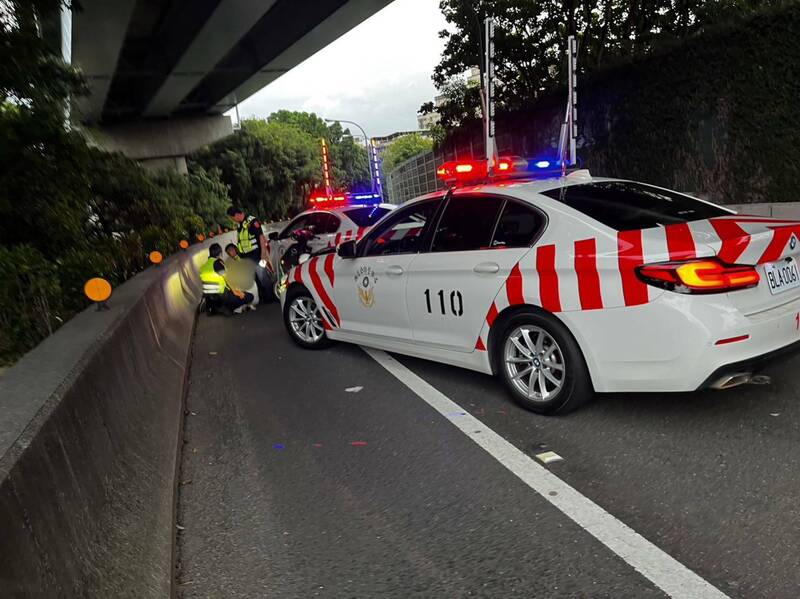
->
xmin=349 ymin=192 xmax=383 ymax=203
xmin=534 ymin=160 xmax=551 ymax=169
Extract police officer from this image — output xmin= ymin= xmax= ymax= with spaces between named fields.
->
xmin=226 ymin=206 xmax=270 ymax=299
xmin=199 ymin=243 xmax=254 ymax=315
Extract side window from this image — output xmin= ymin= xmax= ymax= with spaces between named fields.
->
xmin=362 ymin=201 xmax=438 ymax=257
xmin=304 ymin=212 xmax=328 ymax=234
xmin=431 ymin=196 xmax=504 ymax=253
xmin=491 ymin=201 xmax=545 ymax=248
xmin=280 ymin=215 xmax=308 ymax=239
xmin=322 ymin=213 xmax=341 ymax=234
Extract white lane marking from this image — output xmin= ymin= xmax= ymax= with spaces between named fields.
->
xmin=364 ymin=348 xmax=730 ymax=599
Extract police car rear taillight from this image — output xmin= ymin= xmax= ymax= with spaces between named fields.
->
xmin=637 ymin=259 xmax=760 ymax=293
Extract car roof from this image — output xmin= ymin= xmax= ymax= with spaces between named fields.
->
xmin=299 ymin=203 xmax=396 ymax=216
xmin=400 ymin=172 xmax=611 ymax=207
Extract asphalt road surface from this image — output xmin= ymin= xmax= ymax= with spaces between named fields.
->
xmin=176 ymin=303 xmax=800 ymax=599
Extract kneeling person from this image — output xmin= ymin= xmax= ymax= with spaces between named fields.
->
xmin=200 ymin=243 xmax=254 ymax=315
xmin=225 ymin=243 xmax=260 ymax=304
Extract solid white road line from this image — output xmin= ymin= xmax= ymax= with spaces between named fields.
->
xmin=364 ymin=348 xmax=730 ymax=599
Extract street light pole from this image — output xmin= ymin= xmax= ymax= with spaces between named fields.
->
xmin=324 ymin=118 xmax=374 ymax=192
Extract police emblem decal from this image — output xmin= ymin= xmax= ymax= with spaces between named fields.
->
xmin=355 ymin=266 xmax=377 ymax=307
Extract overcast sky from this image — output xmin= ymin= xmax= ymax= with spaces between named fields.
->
xmin=232 ymin=0 xmax=449 ymax=138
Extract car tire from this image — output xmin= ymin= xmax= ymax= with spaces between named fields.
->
xmin=283 ymin=287 xmax=333 ymax=350
xmin=495 ymin=310 xmax=593 ymax=415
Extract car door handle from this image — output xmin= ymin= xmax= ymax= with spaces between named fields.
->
xmin=386 ymin=265 xmax=405 ymax=276
xmin=473 ymin=262 xmax=500 ymax=274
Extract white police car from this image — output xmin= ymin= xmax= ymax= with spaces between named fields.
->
xmin=266 ymin=199 xmax=395 ymax=298
xmin=281 ymin=157 xmax=800 ymax=414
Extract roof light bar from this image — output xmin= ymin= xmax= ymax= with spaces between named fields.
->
xmin=436 ymin=156 xmax=569 ymax=185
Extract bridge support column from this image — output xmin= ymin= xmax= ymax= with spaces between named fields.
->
xmin=88 ymin=114 xmax=234 ymax=173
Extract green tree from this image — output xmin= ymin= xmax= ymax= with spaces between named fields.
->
xmin=190 ymin=119 xmax=322 ymax=220
xmin=382 ymin=134 xmax=434 ymax=174
xmin=191 ymin=112 xmax=374 ymax=216
xmin=330 ymin=134 xmax=370 ymax=191
xmin=0 ymin=0 xmax=233 ymax=364
xmin=428 ymin=0 xmax=785 ymax=132
xmin=267 ymin=111 xmax=371 ymax=191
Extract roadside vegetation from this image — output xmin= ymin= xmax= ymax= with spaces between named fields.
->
xmin=380 ymin=133 xmax=433 ymax=174
xmin=0 ymin=1 xmax=236 ymax=364
xmin=0 ymin=2 xmax=376 ymax=365
xmin=189 ymin=111 xmax=371 ymax=222
xmin=414 ymin=0 xmax=799 ymax=204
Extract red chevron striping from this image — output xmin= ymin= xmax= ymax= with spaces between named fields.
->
xmin=709 ymin=218 xmax=750 ymax=263
xmin=475 ymin=337 xmax=486 ymax=351
xmin=486 ymin=301 xmax=499 ymax=327
xmin=334 ymin=232 xmax=342 ymax=246
xmin=758 ymin=227 xmax=794 ymax=264
xmin=357 ymin=226 xmax=366 ymax=239
xmin=536 ymin=245 xmax=562 ymax=312
xmin=665 ymin=222 xmax=697 ymax=260
xmin=324 ymin=253 xmax=335 ymax=286
xmin=308 ymin=257 xmax=340 ymax=327
xmin=506 ymin=263 xmax=524 ymax=305
xmin=617 ymin=230 xmax=648 ymax=306
xmin=574 ymin=238 xmax=603 ymax=310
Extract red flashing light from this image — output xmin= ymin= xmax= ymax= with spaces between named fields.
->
xmin=309 ymin=194 xmax=347 ymax=206
xmin=436 ymin=160 xmax=488 ymax=182
xmin=436 ymin=156 xmax=528 ymax=185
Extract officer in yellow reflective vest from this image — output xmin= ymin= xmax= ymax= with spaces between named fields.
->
xmin=199 ymin=243 xmax=254 ymax=315
xmin=227 ymin=206 xmax=271 ymax=300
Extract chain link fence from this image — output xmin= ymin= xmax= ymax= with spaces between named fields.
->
xmin=385 ymin=150 xmax=444 ymax=204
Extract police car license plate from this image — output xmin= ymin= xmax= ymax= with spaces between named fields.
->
xmin=764 ymin=258 xmax=800 ymax=295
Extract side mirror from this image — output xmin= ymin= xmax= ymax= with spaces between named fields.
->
xmin=268 ymin=231 xmax=279 ymax=241
xmin=337 ymin=240 xmax=357 ymax=259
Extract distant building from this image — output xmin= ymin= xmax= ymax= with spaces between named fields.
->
xmin=417 ymin=67 xmax=482 ymax=130
xmin=372 ymin=130 xmax=432 ymax=154
xmin=417 ymin=111 xmax=440 ymax=130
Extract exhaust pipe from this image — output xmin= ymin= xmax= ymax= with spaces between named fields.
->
xmin=710 ymin=372 xmax=772 ymax=390
xmin=711 ymin=372 xmax=753 ymax=390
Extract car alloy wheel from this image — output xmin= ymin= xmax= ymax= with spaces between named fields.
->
xmin=503 ymin=325 xmax=566 ymax=402
xmin=288 ymin=295 xmax=325 ymax=344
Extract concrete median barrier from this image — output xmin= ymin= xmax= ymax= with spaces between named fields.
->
xmin=0 ymin=233 xmax=233 ymax=598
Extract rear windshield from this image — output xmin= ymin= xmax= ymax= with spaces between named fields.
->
xmin=343 ymin=206 xmax=392 ymax=227
xmin=541 ymin=181 xmax=730 ymax=231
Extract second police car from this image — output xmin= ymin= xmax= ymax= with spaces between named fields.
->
xmin=266 ymin=197 xmax=395 ymax=299
xmin=281 ymin=157 xmax=800 ymax=414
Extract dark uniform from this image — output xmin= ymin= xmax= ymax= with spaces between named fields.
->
xmin=236 ymin=214 xmax=270 ymax=298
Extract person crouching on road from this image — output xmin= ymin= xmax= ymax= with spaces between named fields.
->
xmin=226 ymin=206 xmax=270 ymax=299
xmin=225 ymin=243 xmax=260 ymax=304
xmin=199 ymin=243 xmax=254 ymax=315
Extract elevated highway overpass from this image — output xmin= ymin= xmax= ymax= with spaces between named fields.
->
xmin=67 ymin=0 xmax=393 ymax=170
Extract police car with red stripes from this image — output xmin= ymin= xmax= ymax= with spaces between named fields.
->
xmin=281 ymin=157 xmax=800 ymax=414
xmin=266 ymin=195 xmax=394 ymax=298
